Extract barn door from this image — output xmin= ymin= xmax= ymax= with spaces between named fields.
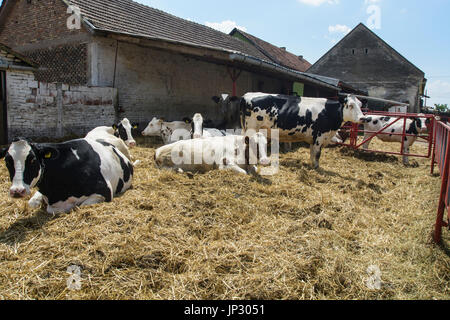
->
xmin=0 ymin=71 xmax=6 ymax=145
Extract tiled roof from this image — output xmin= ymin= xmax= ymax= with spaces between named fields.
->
xmin=230 ymin=28 xmax=312 ymax=72
xmin=66 ymin=0 xmax=270 ymax=61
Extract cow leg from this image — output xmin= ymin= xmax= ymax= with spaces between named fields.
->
xmin=362 ymin=133 xmax=371 ymax=150
xmin=310 ymin=143 xmax=323 ymax=169
xmin=220 ymin=161 xmax=248 ymax=175
xmin=80 ymin=194 xmax=106 ymax=207
xmin=28 ymin=192 xmax=44 ymax=209
xmin=283 ymin=143 xmax=292 ymax=153
xmin=403 ymin=140 xmax=411 ymax=165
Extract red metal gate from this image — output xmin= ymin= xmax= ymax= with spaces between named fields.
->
xmin=431 ymin=120 xmax=450 ymax=244
xmin=338 ymin=111 xmax=435 ymax=159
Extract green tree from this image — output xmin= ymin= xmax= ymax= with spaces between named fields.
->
xmin=435 ymin=104 xmax=449 ymax=113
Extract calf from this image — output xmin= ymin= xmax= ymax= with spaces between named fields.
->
xmin=142 ymin=117 xmax=192 ymax=144
xmin=191 ymin=113 xmax=232 ymax=139
xmin=362 ymin=115 xmax=429 ymax=165
xmin=241 ymin=93 xmax=368 ymax=169
xmin=0 ymin=138 xmax=134 ymax=214
xmin=154 ymin=132 xmax=270 ymax=175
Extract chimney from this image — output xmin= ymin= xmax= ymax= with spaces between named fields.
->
xmin=298 ymin=55 xmax=304 ymax=60
xmin=280 ymin=47 xmax=286 ymax=51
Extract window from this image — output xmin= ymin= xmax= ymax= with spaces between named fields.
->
xmin=365 ymin=48 xmax=369 ymax=54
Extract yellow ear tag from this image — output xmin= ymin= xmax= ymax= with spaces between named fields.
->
xmin=44 ymin=152 xmax=52 ymax=159
xmin=133 ymin=125 xmax=138 ymax=129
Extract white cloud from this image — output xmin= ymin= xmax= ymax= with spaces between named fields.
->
xmin=427 ymin=80 xmax=450 ymax=107
xmin=328 ymin=24 xmax=351 ymax=34
xmin=205 ymin=20 xmax=247 ymax=34
xmin=297 ymin=0 xmax=340 ymax=6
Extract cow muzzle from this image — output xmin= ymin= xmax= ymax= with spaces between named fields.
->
xmin=10 ymin=187 xmax=28 ymax=199
xmin=127 ymin=140 xmax=136 ymax=148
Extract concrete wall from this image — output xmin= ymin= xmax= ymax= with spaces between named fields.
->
xmin=90 ymin=37 xmax=291 ymax=125
xmin=308 ymin=25 xmax=425 ymax=112
xmin=6 ymin=70 xmax=117 ymax=141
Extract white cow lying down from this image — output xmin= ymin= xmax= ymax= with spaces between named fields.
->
xmin=142 ymin=117 xmax=192 ymax=144
xmin=154 ymin=133 xmax=270 ymax=175
xmin=362 ymin=115 xmax=429 ymax=165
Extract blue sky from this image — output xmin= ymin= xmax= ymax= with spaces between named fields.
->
xmin=136 ymin=0 xmax=450 ymax=107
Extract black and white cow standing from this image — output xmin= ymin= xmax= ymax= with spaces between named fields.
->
xmin=0 ymin=138 xmax=134 ymax=214
xmin=361 ymin=115 xmax=429 ymax=165
xmin=241 ymin=93 xmax=368 ymax=169
xmin=211 ymin=94 xmax=242 ymax=130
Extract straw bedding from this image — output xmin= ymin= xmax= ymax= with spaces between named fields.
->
xmin=0 ymin=137 xmax=448 ymax=300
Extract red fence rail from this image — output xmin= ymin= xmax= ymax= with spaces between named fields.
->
xmin=431 ymin=120 xmax=450 ymax=244
xmin=338 ymin=112 xmax=435 ymax=159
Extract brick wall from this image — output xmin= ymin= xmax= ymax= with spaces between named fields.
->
xmin=0 ymin=0 xmax=86 ymax=47
xmin=6 ymin=70 xmax=117 ymax=141
xmin=0 ymin=0 xmax=90 ymax=85
xmin=93 ymin=37 xmax=291 ymax=125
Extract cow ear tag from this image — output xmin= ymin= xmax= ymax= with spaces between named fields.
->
xmin=44 ymin=151 xmax=52 ymax=159
xmin=133 ymin=125 xmax=138 ymax=129
xmin=112 ymin=124 xmax=118 ymax=130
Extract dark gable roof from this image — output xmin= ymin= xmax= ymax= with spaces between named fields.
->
xmin=309 ymin=23 xmax=424 ymax=75
xmin=65 ymin=0 xmax=269 ymax=62
xmin=230 ymin=28 xmax=312 ymax=72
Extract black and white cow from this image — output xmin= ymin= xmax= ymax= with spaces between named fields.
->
xmin=240 ymin=93 xmax=368 ymax=169
xmin=113 ymin=118 xmax=138 ymax=148
xmin=191 ymin=113 xmax=233 ymax=139
xmin=362 ymin=115 xmax=429 ymax=165
xmin=0 ymin=138 xmax=134 ymax=214
xmin=211 ymin=94 xmax=242 ymax=130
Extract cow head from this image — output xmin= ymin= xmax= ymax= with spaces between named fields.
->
xmin=341 ymin=95 xmax=368 ymax=124
xmin=212 ymin=94 xmax=241 ymax=129
xmin=416 ymin=114 xmax=430 ymax=134
xmin=113 ymin=118 xmax=137 ymax=148
xmin=142 ymin=117 xmax=164 ymax=137
xmin=192 ymin=113 xmax=204 ymax=139
xmin=0 ymin=139 xmax=49 ymax=198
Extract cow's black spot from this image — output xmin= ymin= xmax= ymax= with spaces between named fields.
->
xmin=257 ymin=116 xmax=264 ymax=122
xmin=113 ymin=148 xmax=131 ymax=184
xmin=391 ymin=129 xmax=395 ymax=133
xmin=116 ymin=179 xmax=124 ymax=195
xmin=373 ymin=120 xmax=379 ymax=125
xmin=36 ymin=140 xmax=112 ymax=205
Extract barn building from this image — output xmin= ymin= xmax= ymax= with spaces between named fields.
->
xmin=0 ymin=0 xmax=347 ymax=141
xmin=308 ymin=23 xmax=427 ymax=113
